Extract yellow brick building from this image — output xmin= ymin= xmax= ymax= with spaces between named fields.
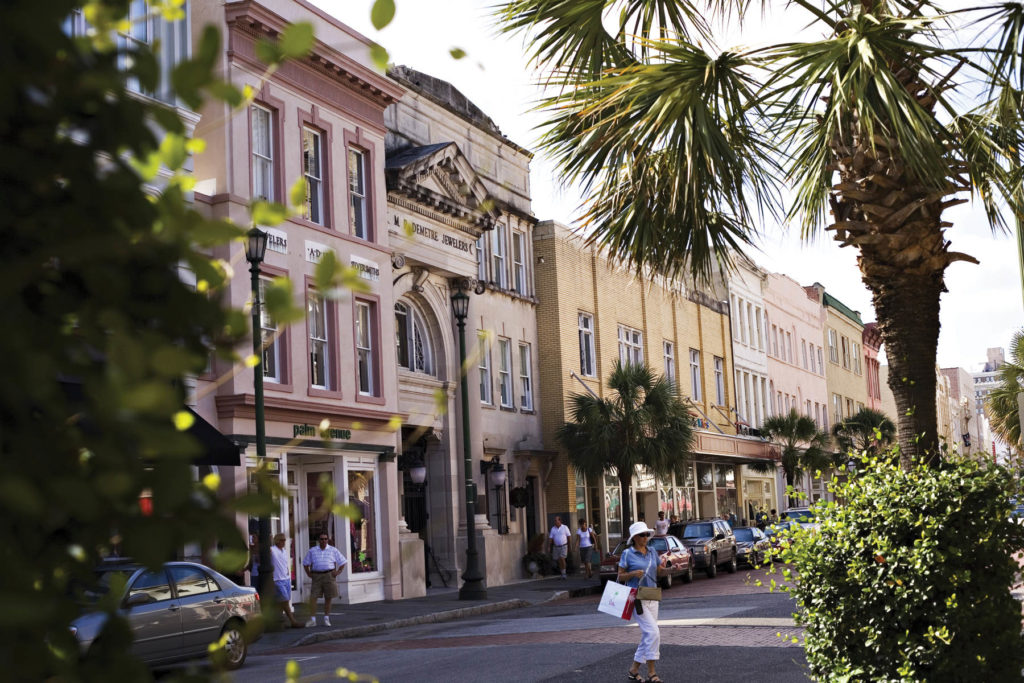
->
xmin=806 ymin=284 xmax=869 ymax=426
xmin=534 ymin=221 xmax=775 ymax=548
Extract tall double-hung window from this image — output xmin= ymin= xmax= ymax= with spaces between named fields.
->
xmin=251 ymin=105 xmax=274 ymax=201
xmin=519 ymin=343 xmax=533 ymax=411
xmin=303 ymin=128 xmax=324 ymax=225
xmin=618 ymin=326 xmax=643 ymax=365
xmin=348 ymin=149 xmax=368 ymax=239
xmin=579 ymin=313 xmax=596 ymax=376
xmin=308 ymin=292 xmax=330 ymax=389
xmin=498 ymin=338 xmax=513 ymax=408
xmin=689 ymin=349 xmax=702 ymax=401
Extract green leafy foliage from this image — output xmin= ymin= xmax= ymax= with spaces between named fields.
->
xmin=558 ymin=361 xmax=694 ymax=543
xmin=776 ymin=452 xmax=1024 ymax=681
xmin=370 ymin=0 xmax=396 ymax=31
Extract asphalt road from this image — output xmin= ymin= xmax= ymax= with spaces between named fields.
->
xmin=233 ymin=567 xmax=811 ymax=683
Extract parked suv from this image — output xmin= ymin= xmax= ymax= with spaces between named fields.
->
xmin=670 ymin=519 xmax=738 ymax=578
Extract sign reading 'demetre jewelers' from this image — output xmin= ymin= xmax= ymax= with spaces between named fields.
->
xmin=389 ymin=212 xmax=474 ymax=255
xmin=293 ymin=423 xmax=352 ymax=440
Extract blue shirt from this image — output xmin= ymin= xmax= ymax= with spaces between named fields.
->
xmin=618 ymin=547 xmax=659 ymax=589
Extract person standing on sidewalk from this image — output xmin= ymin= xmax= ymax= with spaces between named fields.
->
xmin=654 ymin=511 xmax=669 ymax=536
xmin=271 ymin=533 xmax=303 ymax=628
xmin=302 ymin=533 xmax=346 ymax=627
xmin=574 ymin=518 xmax=599 ymax=579
xmin=548 ymin=516 xmax=572 ymax=579
xmin=619 ymin=521 xmax=671 ymax=683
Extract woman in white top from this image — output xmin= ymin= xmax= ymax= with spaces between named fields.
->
xmin=574 ymin=518 xmax=599 ymax=578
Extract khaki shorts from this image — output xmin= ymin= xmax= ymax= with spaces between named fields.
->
xmin=309 ymin=571 xmax=338 ymax=599
xmin=551 ymin=544 xmax=568 ymax=560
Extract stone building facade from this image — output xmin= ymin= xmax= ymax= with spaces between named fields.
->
xmin=384 ymin=66 xmax=546 ymax=592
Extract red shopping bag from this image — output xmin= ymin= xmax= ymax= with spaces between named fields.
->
xmin=597 ymin=580 xmax=636 ymax=620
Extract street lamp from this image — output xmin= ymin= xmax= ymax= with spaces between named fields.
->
xmin=452 ymin=283 xmax=486 ymax=600
xmin=244 ymin=228 xmax=273 ymax=614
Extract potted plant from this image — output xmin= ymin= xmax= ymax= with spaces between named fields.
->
xmin=521 ymin=532 xmax=554 ymax=578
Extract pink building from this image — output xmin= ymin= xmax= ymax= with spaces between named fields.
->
xmin=863 ymin=323 xmax=883 ymax=411
xmin=763 ymin=274 xmax=830 ymax=429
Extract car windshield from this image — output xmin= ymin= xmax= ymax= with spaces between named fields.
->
xmin=77 ymin=567 xmax=135 ymax=606
xmin=734 ymin=528 xmax=754 ymax=542
xmin=682 ymin=523 xmax=714 ymax=538
xmin=649 ymin=537 xmax=668 ymax=552
xmin=611 ymin=541 xmax=628 ymax=556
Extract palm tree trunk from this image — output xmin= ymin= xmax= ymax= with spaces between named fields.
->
xmin=786 ymin=471 xmax=797 ymax=508
xmin=871 ymin=274 xmax=941 ymax=464
xmin=618 ymin=470 xmax=633 ymax=545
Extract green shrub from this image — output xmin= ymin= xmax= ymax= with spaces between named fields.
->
xmin=776 ymin=452 xmax=1024 ymax=681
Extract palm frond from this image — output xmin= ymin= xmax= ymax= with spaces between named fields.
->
xmin=536 ymin=41 xmax=780 ymax=282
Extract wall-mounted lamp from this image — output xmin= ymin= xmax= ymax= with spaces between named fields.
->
xmin=480 ymin=458 xmax=507 ymax=488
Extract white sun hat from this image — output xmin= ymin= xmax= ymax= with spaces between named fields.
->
xmin=627 ymin=521 xmax=655 ymax=544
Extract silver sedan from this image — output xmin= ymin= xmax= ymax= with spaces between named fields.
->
xmin=71 ymin=560 xmax=261 ymax=670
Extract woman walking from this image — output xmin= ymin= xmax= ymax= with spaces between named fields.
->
xmin=619 ymin=521 xmax=670 ymax=682
xmin=575 ymin=518 xmax=599 ymax=579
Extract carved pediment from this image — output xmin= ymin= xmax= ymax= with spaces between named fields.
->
xmin=386 ymin=142 xmax=499 ymax=232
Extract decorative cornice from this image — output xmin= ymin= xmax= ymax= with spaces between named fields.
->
xmin=225 ymin=1 xmax=405 ymax=108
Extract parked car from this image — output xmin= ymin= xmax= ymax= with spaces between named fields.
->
xmin=71 ymin=560 xmax=261 ymax=670
xmin=671 ymin=519 xmax=738 ymax=578
xmin=733 ymin=526 xmax=771 ymax=567
xmin=763 ymin=520 xmax=802 ymax=552
xmin=1010 ymin=498 xmax=1024 ymax=524
xmin=599 ymin=534 xmax=695 ymax=588
xmin=782 ymin=507 xmax=819 ymax=530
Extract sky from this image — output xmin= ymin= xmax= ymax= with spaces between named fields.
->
xmin=313 ymin=0 xmax=1023 ymax=371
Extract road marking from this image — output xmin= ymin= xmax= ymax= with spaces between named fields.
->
xmin=659 ymin=617 xmax=796 ymax=627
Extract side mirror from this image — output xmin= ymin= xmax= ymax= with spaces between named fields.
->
xmin=124 ymin=592 xmax=155 ymax=609
xmin=714 ymin=533 xmax=725 ymax=540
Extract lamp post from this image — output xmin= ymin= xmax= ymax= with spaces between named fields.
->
xmin=244 ymin=228 xmax=273 ymax=613
xmin=452 ymin=284 xmax=486 ymax=600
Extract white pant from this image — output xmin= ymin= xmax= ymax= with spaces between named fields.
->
xmin=633 ymin=600 xmax=660 ymax=663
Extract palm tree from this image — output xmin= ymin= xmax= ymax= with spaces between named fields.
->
xmin=757 ymin=409 xmax=832 ymax=507
xmin=832 ymin=408 xmax=897 ymax=459
xmin=986 ymin=329 xmax=1024 ymax=453
xmin=557 ymin=361 xmax=694 ymax=544
xmin=498 ymin=0 xmax=1024 ymax=464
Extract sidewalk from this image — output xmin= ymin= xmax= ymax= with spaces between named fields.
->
xmin=251 ymin=573 xmax=604 ymax=654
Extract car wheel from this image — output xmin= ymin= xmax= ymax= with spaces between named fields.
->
xmin=212 ymin=620 xmax=247 ymax=671
xmin=726 ymin=554 xmax=738 ymax=574
xmin=682 ymin=564 xmax=694 ymax=583
xmin=659 ymin=572 xmax=673 ymax=590
xmin=706 ymin=555 xmax=717 ymax=578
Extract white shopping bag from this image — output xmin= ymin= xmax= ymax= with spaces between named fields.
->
xmin=597 ymin=580 xmax=636 ymax=620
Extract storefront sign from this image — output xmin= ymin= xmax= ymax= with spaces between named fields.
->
xmin=264 ymin=227 xmax=288 ymax=254
xmin=389 ymin=212 xmax=475 ymax=256
xmin=293 ymin=423 xmax=352 ymax=440
xmin=350 ymin=255 xmax=380 ymax=282
xmin=305 ymin=240 xmax=328 ymax=264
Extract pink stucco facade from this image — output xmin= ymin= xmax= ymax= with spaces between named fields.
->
xmin=763 ymin=274 xmax=829 ymax=430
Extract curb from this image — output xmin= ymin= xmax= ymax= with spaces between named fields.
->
xmin=290 ymin=598 xmax=532 ymax=647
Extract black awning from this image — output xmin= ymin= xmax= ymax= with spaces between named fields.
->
xmin=185 ymin=407 xmax=240 ymax=467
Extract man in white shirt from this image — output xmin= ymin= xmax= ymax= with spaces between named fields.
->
xmin=654 ymin=511 xmax=670 ymax=536
xmin=302 ymin=533 xmax=347 ymax=627
xmin=548 ymin=516 xmax=572 ymax=579
xmin=271 ymin=533 xmax=302 ymax=628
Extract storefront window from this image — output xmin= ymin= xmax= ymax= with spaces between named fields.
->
xmin=575 ymin=471 xmax=587 ymax=517
xmin=675 ymin=487 xmax=696 ymax=520
xmin=604 ymin=471 xmax=621 ymax=538
xmin=306 ymin=471 xmax=335 ymax=547
xmin=348 ymin=469 xmax=377 ymax=573
xmin=715 ymin=465 xmax=737 ymax=519
xmin=697 ymin=463 xmax=713 ymax=490
xmin=659 ymin=486 xmax=674 ymax=516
